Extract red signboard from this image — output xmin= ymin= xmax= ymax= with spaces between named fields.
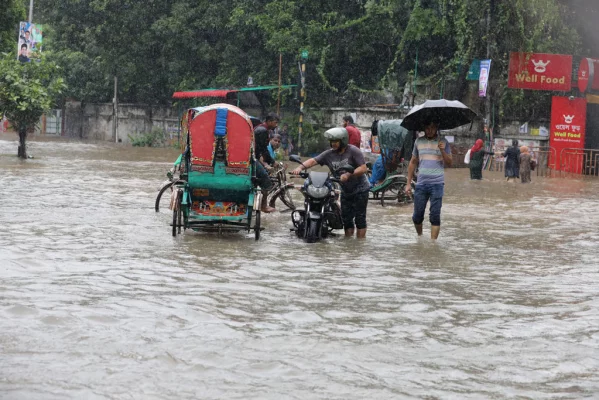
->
xmin=508 ymin=52 xmax=572 ymax=91
xmin=549 ymin=96 xmax=587 ymax=173
xmin=577 ymin=58 xmax=599 ymax=93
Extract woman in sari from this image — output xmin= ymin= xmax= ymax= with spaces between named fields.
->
xmin=468 ymin=138 xmax=494 ymax=180
xmin=519 ymin=146 xmax=532 ymax=183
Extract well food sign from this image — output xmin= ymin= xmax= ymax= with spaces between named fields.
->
xmin=508 ymin=52 xmax=572 ymax=91
xmin=549 ymin=96 xmax=587 ymax=172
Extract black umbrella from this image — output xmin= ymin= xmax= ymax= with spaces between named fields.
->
xmin=400 ymin=99 xmax=478 ymax=131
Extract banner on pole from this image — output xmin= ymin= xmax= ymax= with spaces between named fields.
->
xmin=467 ymin=59 xmax=480 ymax=80
xmin=17 ymin=22 xmax=43 ymax=63
xmin=478 ymin=59 xmax=491 ymax=97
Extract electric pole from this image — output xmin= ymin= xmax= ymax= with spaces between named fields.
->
xmin=485 ymin=0 xmax=494 ymax=128
xmin=298 ymin=50 xmax=308 ymax=156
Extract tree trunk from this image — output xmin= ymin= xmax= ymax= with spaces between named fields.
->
xmin=17 ymin=126 xmax=27 ymax=159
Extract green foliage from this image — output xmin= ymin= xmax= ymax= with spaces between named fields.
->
xmin=128 ymin=127 xmax=167 ymax=147
xmin=0 ymin=0 xmax=25 ymax=54
xmin=0 ymin=54 xmax=66 ymax=133
xmin=33 ymin=0 xmax=591 ymax=123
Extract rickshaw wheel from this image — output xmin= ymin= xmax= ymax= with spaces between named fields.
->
xmin=172 ymin=207 xmax=178 ymax=237
xmin=177 ymin=201 xmax=183 ymax=234
xmin=369 ymin=190 xmax=380 ymax=200
xmin=254 ymin=210 xmax=261 ymax=240
xmin=381 ymin=181 xmax=402 ymax=207
xmin=172 ymin=190 xmax=182 ymax=237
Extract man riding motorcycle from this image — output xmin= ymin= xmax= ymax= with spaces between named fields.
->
xmin=291 ymin=127 xmax=370 ymax=238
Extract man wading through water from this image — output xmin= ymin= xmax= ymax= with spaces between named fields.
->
xmin=405 ymin=121 xmax=452 ymax=240
xmin=291 ymin=128 xmax=370 ymax=238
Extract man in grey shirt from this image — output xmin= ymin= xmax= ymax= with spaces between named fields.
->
xmin=291 ymin=128 xmax=370 ymax=238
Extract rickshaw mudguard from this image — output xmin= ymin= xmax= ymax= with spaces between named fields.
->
xmin=370 ymin=174 xmax=407 ymax=192
xmin=251 ymin=192 xmax=260 ymax=209
xmin=181 ymin=187 xmax=190 ymax=206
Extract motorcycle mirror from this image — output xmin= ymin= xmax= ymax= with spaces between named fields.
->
xmin=289 ymin=154 xmax=302 ymax=163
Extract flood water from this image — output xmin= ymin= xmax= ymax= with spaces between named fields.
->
xmin=1 ymin=138 xmax=598 ymax=399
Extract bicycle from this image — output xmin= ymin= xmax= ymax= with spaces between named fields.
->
xmin=155 ymin=167 xmax=183 ymax=213
xmin=267 ymin=162 xmax=298 ymax=211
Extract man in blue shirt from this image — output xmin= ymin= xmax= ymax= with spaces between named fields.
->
xmin=405 ymin=121 xmax=452 ymax=240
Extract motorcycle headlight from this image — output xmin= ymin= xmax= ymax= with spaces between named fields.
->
xmin=306 ymin=185 xmax=330 ymax=199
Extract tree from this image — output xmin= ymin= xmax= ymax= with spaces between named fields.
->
xmin=34 ymin=0 xmax=588 ymax=119
xmin=0 ymin=55 xmax=66 ymax=158
xmin=0 ymin=0 xmax=25 ymax=54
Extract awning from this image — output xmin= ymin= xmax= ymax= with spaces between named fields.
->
xmin=172 ymin=85 xmax=297 ymax=99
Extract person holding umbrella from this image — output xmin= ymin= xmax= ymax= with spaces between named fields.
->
xmin=401 ymin=99 xmax=477 ymax=240
xmin=404 ymin=120 xmax=452 ymax=239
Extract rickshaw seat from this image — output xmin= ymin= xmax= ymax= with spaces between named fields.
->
xmin=187 ymin=162 xmax=253 ymax=203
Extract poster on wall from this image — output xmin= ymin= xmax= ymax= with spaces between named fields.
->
xmin=494 ymin=138 xmax=543 ymax=163
xmin=549 ymin=96 xmax=587 ymax=173
xmin=17 ymin=22 xmax=43 ymax=63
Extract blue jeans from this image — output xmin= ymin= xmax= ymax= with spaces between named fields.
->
xmin=412 ymin=184 xmax=444 ymax=226
xmin=369 ymin=155 xmax=386 ymax=186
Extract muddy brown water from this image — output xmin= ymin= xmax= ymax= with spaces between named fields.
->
xmin=1 ymin=138 xmax=598 ymax=399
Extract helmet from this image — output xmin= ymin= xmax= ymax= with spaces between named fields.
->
xmin=324 ymin=127 xmax=349 ymax=148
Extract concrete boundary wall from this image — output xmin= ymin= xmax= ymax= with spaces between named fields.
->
xmin=60 ymin=102 xmax=548 ymax=152
xmin=75 ymin=103 xmax=180 ymax=142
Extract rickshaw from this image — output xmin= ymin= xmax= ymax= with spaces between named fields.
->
xmin=169 ymin=104 xmax=263 ymax=239
xmin=154 ymin=112 xmax=262 ymax=213
xmin=368 ymin=119 xmax=416 ymax=206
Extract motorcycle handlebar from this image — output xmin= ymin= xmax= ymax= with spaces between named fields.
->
xmin=288 ymin=172 xmax=346 ymax=182
xmin=289 ymin=172 xmax=309 ymax=179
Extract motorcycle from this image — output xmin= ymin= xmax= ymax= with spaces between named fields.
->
xmin=288 ymin=155 xmax=348 ymax=243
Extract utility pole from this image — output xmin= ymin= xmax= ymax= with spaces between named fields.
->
xmin=113 ymin=76 xmax=118 ymax=143
xmin=485 ymin=0 xmax=494 ymax=128
xmin=413 ymin=47 xmax=419 ymax=101
xmin=298 ymin=50 xmax=308 ymax=156
xmin=29 ymin=0 xmax=33 ymax=22
xmin=277 ymin=53 xmax=282 ymax=115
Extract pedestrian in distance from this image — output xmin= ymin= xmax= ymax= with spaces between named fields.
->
xmin=503 ymin=139 xmax=520 ymax=182
xmin=253 ymin=113 xmax=280 ymax=213
xmin=468 ymin=138 xmax=494 ymax=180
xmin=291 ymin=127 xmax=370 ymax=238
xmin=519 ymin=146 xmax=533 ymax=184
xmin=267 ymin=133 xmax=283 ymax=163
xmin=342 ymin=115 xmax=362 ymax=148
xmin=279 ymin=123 xmax=293 ymax=156
xmin=405 ymin=120 xmax=452 ymax=240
